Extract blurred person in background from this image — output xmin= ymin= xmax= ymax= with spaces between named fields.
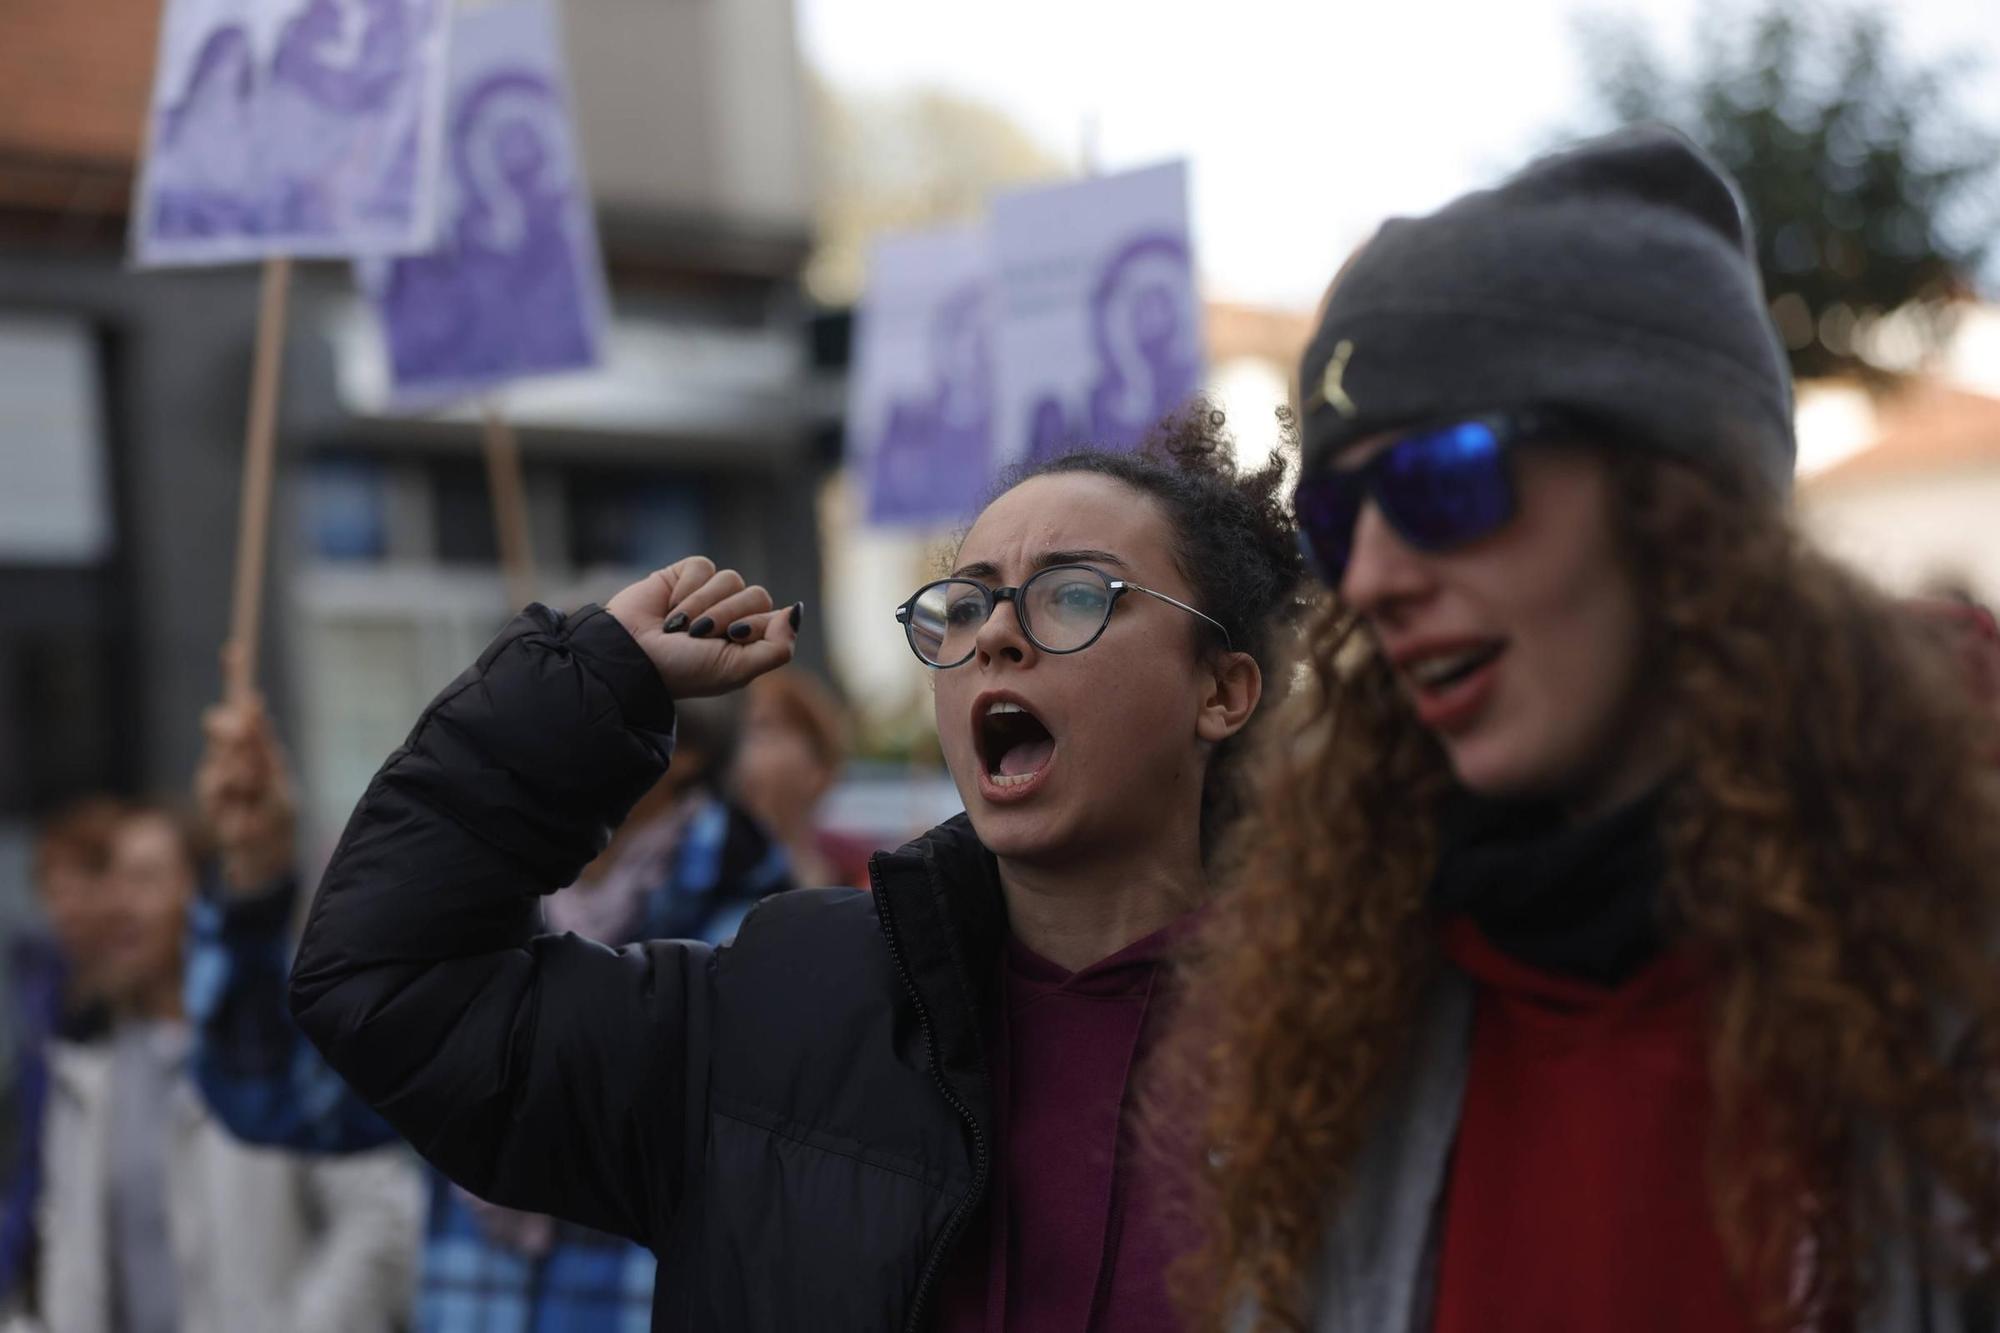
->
xmin=36 ymin=797 xmax=422 ymax=1333
xmin=187 ymin=690 xmax=403 ymax=1157
xmin=545 ymin=692 xmax=794 ymax=949
xmin=1171 ymin=125 xmax=2000 ymax=1333
xmin=191 ymin=687 xmax=790 ymax=1332
xmin=24 ymin=803 xmax=125 ymax=1023
xmin=1 ymin=802 xmax=123 ymax=1324
xmin=286 ymin=411 xmax=1306 ymax=1332
xmin=731 ymin=669 xmax=874 ymax=888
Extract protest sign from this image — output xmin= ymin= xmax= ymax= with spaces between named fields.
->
xmin=991 ymin=161 xmax=1204 ymax=466
xmin=846 ymin=227 xmax=998 ymax=527
xmin=133 ymin=0 xmax=451 ymax=266
xmin=361 ymin=0 xmax=609 ymax=408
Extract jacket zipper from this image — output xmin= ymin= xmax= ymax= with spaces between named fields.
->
xmin=872 ymin=856 xmax=991 ymax=1333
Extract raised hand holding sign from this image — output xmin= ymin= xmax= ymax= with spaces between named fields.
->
xmin=196 ymin=649 xmax=299 ymax=895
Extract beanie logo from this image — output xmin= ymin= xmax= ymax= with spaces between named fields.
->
xmin=1311 ymin=339 xmax=1357 ymax=419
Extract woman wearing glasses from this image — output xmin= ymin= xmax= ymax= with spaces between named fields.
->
xmin=288 ymin=411 xmax=1306 ymax=1332
xmin=1170 ymin=127 xmax=2000 ymax=1332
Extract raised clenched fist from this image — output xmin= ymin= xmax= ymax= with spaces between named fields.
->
xmin=604 ymin=556 xmax=803 ymax=700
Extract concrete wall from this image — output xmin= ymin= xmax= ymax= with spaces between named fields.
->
xmin=565 ymin=0 xmax=812 ymax=235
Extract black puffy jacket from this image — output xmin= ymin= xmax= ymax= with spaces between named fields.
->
xmin=289 ymin=605 xmax=1003 ymax=1332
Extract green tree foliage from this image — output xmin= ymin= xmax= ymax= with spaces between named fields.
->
xmin=1575 ymin=2 xmax=1997 ymax=380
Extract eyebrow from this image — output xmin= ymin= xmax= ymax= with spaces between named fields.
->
xmin=950 ymin=548 xmax=1131 ymax=581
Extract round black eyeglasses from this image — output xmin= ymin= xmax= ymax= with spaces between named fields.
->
xmin=894 ymin=564 xmax=1232 ymax=669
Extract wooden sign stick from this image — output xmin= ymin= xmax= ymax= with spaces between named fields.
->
xmin=224 ymin=255 xmax=293 ymax=702
xmin=481 ymin=402 xmax=536 ymax=609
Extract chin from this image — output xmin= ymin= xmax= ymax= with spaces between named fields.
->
xmin=964 ymin=805 xmax=1074 ymax=863
xmin=1441 ymin=732 xmax=1557 ymax=802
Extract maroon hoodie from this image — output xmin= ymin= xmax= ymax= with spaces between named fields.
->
xmin=938 ymin=920 xmax=1197 ymax=1332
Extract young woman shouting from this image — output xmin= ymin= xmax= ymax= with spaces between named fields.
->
xmin=290 ymin=417 xmax=1305 ymax=1332
xmin=1176 ymin=126 xmax=2000 ymax=1333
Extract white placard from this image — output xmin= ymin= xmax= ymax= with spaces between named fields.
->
xmin=132 ymin=0 xmax=452 ymax=266
xmin=359 ymin=0 xmax=610 ymax=408
xmin=845 ymin=227 xmax=997 ymax=527
xmin=991 ymin=160 xmax=1204 ymax=466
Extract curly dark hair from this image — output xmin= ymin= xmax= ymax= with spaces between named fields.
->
xmin=1163 ymin=446 xmax=2000 ymax=1330
xmin=995 ymin=403 xmax=1311 ymax=854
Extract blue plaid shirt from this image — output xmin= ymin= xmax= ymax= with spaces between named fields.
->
xmin=186 ymin=793 xmax=791 ymax=1333
xmin=419 ymin=1182 xmax=656 ymax=1333
xmin=186 ymin=883 xmax=401 ymax=1155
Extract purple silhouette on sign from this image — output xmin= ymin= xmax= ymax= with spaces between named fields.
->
xmin=368 ymin=0 xmax=607 ymax=404
xmin=146 ymin=25 xmax=259 ymax=242
xmin=1085 ymin=233 xmax=1202 ymax=448
xmin=270 ymin=0 xmax=413 ymax=112
xmin=869 ymin=282 xmax=996 ymax=524
xmin=992 ymin=162 xmax=1202 ymax=470
xmin=1025 ymin=397 xmax=1079 ymax=464
xmin=1022 ymin=232 xmax=1200 ymax=465
xmin=135 ymin=0 xmax=448 ymax=265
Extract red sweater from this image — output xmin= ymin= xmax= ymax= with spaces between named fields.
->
xmin=1431 ymin=919 xmax=1759 ymax=1333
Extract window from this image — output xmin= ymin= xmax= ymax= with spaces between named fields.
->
xmin=0 ymin=315 xmax=111 ymax=564
xmin=303 ymin=456 xmax=389 ymax=561
xmin=431 ymin=458 xmax=500 ymax=565
xmin=567 ymin=471 xmax=707 ymax=570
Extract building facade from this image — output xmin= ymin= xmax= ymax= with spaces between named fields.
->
xmin=0 ymin=0 xmax=829 ymax=884
xmin=1799 ymin=380 xmax=2000 ymax=605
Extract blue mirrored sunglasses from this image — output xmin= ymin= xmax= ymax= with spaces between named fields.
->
xmin=1292 ymin=411 xmax=1575 ymax=587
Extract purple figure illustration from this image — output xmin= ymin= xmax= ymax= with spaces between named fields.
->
xmin=270 ymin=0 xmax=413 ymax=113
xmin=380 ymin=67 xmax=599 ymax=393
xmin=1025 ymin=397 xmax=1079 ymax=465
xmin=1086 ymin=233 xmax=1202 ymax=450
xmin=147 ymin=25 xmax=259 ymax=239
xmin=262 ymin=0 xmax=430 ymax=235
xmin=869 ymin=282 xmax=996 ymax=523
xmin=137 ymin=0 xmax=446 ymax=260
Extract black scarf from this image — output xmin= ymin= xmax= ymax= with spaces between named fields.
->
xmin=1430 ymin=786 xmax=1671 ymax=987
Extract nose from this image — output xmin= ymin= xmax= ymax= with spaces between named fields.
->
xmin=973 ymin=592 xmax=1036 ymax=667
xmin=1339 ymin=501 xmax=1435 ymax=623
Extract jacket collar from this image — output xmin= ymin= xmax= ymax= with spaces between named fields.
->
xmin=870 ymin=813 xmax=1005 ymax=1123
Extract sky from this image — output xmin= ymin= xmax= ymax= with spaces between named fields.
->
xmin=798 ymin=0 xmax=2000 ymax=312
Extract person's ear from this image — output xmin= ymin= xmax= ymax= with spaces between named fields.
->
xmin=1196 ymin=652 xmax=1262 ymax=744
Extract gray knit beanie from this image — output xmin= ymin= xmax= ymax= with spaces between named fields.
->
xmin=1298 ymin=124 xmax=1796 ymax=497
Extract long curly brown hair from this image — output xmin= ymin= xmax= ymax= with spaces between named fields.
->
xmin=1162 ymin=446 xmax=2000 ymax=1330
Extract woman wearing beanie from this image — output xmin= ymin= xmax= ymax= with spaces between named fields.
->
xmin=1169 ymin=126 xmax=2000 ymax=1332
xmin=289 ymin=412 xmax=1307 ymax=1332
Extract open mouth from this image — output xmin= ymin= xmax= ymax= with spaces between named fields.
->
xmin=1405 ymin=640 xmax=1506 ymax=694
xmin=977 ymin=699 xmax=1057 ymax=788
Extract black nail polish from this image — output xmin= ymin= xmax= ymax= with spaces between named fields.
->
xmin=688 ymin=616 xmax=715 ymax=639
xmin=727 ymin=621 xmax=753 ymax=641
xmin=789 ymin=602 xmax=804 ymax=632
xmin=663 ymin=612 xmax=689 ymax=634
